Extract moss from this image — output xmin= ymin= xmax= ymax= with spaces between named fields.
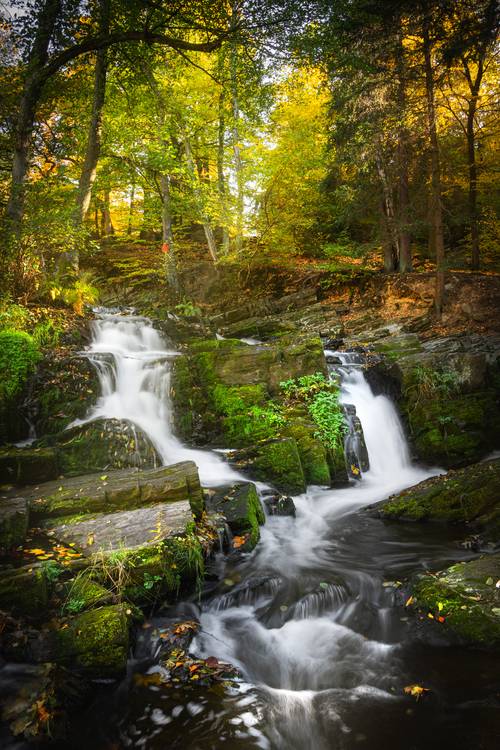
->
xmin=208 ymin=482 xmax=265 ymax=551
xmin=0 ymin=566 xmax=48 ymax=618
xmin=249 ymin=438 xmax=306 ymax=494
xmin=63 ymin=574 xmax=113 ymax=613
xmin=282 ymin=412 xmax=331 ymax=485
xmin=0 ymin=447 xmax=59 ymax=486
xmin=0 ymin=330 xmax=40 ymax=402
xmin=378 ymin=459 xmax=500 ymax=529
xmin=0 ymin=497 xmax=28 ymax=550
xmin=55 ymin=604 xmax=130 ymax=675
xmin=413 ymin=555 xmax=500 ymax=646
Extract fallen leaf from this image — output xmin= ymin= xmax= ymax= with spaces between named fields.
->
xmin=405 ymin=596 xmax=415 ymax=607
xmin=404 ymin=684 xmax=430 ymax=700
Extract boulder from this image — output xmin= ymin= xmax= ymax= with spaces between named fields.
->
xmin=36 ymin=418 xmax=161 ymax=477
xmin=0 ymin=446 xmax=59 ymax=486
xmin=206 ymin=482 xmax=265 ymax=551
xmin=15 ymin=461 xmax=204 ymax=522
xmin=54 ymin=604 xmax=130 ymax=675
xmin=50 ymin=500 xmax=194 ymax=555
xmin=62 ymin=574 xmax=114 ymax=614
xmin=371 ymin=458 xmax=500 ymax=542
xmin=0 ymin=565 xmax=48 ymax=618
xmin=411 ymin=555 xmax=500 ymax=647
xmin=228 ymin=438 xmax=306 ymax=495
xmin=263 ymin=493 xmax=296 ymax=517
xmin=171 ymin=336 xmax=327 ymax=446
xmin=28 ymin=351 xmax=99 ymax=438
xmin=0 ymin=496 xmax=28 ymax=550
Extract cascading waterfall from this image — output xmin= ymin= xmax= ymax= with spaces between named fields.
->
xmin=76 ymin=312 xmax=452 ymax=749
xmin=72 ymin=312 xmax=242 ymax=485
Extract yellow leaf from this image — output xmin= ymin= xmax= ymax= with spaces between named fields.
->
xmin=404 ymin=684 xmax=429 ymax=700
xmin=86 ymin=533 xmax=95 ymax=546
xmin=405 ymin=596 xmax=414 ymax=607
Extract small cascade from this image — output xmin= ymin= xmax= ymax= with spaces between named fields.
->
xmin=73 ymin=312 xmax=242 ymax=485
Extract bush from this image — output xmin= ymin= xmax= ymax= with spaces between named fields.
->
xmin=0 ymin=330 xmax=40 ymax=402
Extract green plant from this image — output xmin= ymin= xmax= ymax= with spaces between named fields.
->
xmin=0 ymin=329 xmax=40 ymax=401
xmin=280 ymin=372 xmax=329 ymax=401
xmin=407 ymin=365 xmax=461 ymax=404
xmin=48 ymin=272 xmax=99 ymax=316
xmin=0 ymin=303 xmax=31 ymax=331
xmin=41 ymin=560 xmax=64 ymax=584
xmin=308 ymin=390 xmax=346 ymax=452
xmin=64 ymin=597 xmax=86 ymax=614
xmin=143 ymin=572 xmax=162 ymax=590
xmin=174 ymin=299 xmax=201 ymax=317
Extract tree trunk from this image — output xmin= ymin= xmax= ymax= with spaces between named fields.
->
xmin=5 ymin=0 xmax=61 ymax=245
xmin=396 ymin=31 xmax=412 ymax=272
xmin=75 ymin=0 xmax=110 ymax=229
xmin=230 ymin=39 xmax=244 ymax=253
xmin=467 ymin=102 xmax=479 ymax=270
xmin=159 ymin=173 xmax=180 ymax=291
xmin=380 ymin=202 xmax=397 ymax=272
xmin=217 ymin=83 xmax=230 ymax=254
xmin=375 ymin=149 xmax=399 ymax=270
xmin=101 ymin=189 xmax=114 ymax=236
xmin=423 ymin=15 xmax=445 ymax=316
xmin=183 ymin=135 xmax=218 ymax=263
xmin=127 ymin=183 xmax=135 ymax=235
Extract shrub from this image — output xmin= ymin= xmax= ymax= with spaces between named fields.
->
xmin=0 ymin=330 xmax=40 ymax=401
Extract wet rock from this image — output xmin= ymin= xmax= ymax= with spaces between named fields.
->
xmin=206 ymin=482 xmax=265 ymax=551
xmin=28 ymin=351 xmax=99 ymax=438
xmin=54 ymin=604 xmax=131 ymax=676
xmin=36 ymin=418 xmax=161 ymax=477
xmin=280 ymin=407 xmax=331 ymax=486
xmin=0 ymin=447 xmax=58 ymax=486
xmin=61 ymin=574 xmax=114 ymax=614
xmin=263 ymin=493 xmax=296 ymax=516
xmin=0 ymin=662 xmax=89 ymax=742
xmin=0 ymin=497 xmax=28 ymax=551
xmin=411 ymin=554 xmax=500 ymax=647
xmin=210 ymin=288 xmax=318 ymax=329
xmin=50 ymin=500 xmax=194 ymax=555
xmin=16 ymin=461 xmax=204 ymax=522
xmin=227 ymin=438 xmax=306 ymax=495
xmin=0 ymin=566 xmax=48 ymax=619
xmin=372 ymin=458 xmax=500 ymax=542
xmin=171 ymin=335 xmax=327 ymax=445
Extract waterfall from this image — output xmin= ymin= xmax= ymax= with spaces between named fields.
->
xmin=72 ymin=313 xmax=242 ymax=485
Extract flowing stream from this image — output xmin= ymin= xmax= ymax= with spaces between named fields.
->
xmin=69 ymin=313 xmax=498 ymax=749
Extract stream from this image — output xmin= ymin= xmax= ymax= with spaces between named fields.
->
xmin=40 ymin=314 xmax=500 ymax=748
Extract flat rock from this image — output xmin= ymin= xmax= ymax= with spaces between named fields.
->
xmin=50 ymin=500 xmax=193 ymax=555
xmin=4 ymin=461 xmax=204 ymax=522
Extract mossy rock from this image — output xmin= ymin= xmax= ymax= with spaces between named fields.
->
xmin=62 ymin=574 xmax=114 ymax=614
xmin=412 ymin=555 xmax=500 ymax=647
xmin=0 ymin=447 xmax=59 ymax=486
xmin=37 ymin=418 xmax=161 ymax=477
xmin=54 ymin=604 xmax=130 ymax=675
xmin=228 ymin=438 xmax=306 ymax=495
xmin=170 ymin=336 xmax=327 ymax=446
xmin=0 ymin=565 xmax=48 ymax=618
xmin=206 ymin=482 xmax=265 ymax=551
xmin=374 ymin=458 xmax=500 ymax=541
xmin=0 ymin=497 xmax=28 ymax=550
xmin=281 ymin=409 xmax=331 ymax=485
xmin=29 ymin=351 xmax=99 ymax=437
xmin=0 ymin=330 xmax=40 ymax=444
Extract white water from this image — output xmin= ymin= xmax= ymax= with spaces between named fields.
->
xmin=72 ymin=313 xmax=243 ymax=485
xmin=78 ymin=313 xmax=438 ymax=748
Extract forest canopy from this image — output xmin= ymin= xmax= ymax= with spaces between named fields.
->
xmin=0 ymin=0 xmax=498 ymax=313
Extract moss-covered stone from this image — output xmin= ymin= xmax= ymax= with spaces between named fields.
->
xmin=29 ymin=351 xmax=99 ymax=437
xmin=206 ymin=482 xmax=265 ymax=551
xmin=0 ymin=447 xmax=59 ymax=486
xmin=54 ymin=604 xmax=130 ymax=675
xmin=62 ymin=574 xmax=113 ymax=613
xmin=281 ymin=408 xmax=331 ymax=485
xmin=0 ymin=331 xmax=40 ymax=444
xmin=0 ymin=565 xmax=48 ymax=618
xmin=412 ymin=555 xmax=500 ymax=647
xmin=23 ymin=462 xmax=203 ymax=522
xmin=229 ymin=437 xmax=306 ymax=494
xmin=374 ymin=458 xmax=500 ymax=540
xmin=37 ymin=418 xmax=160 ymax=477
xmin=0 ymin=497 xmax=28 ymax=550
xmin=171 ymin=336 xmax=327 ymax=447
